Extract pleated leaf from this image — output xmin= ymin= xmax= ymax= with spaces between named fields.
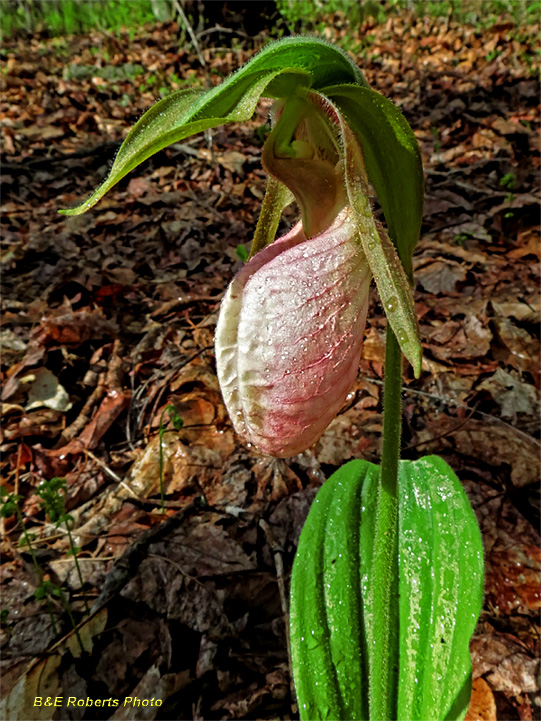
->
xmin=60 ymin=37 xmax=366 ymax=216
xmin=397 ymin=455 xmax=484 ymax=721
xmin=289 ymin=456 xmax=484 ymax=721
xmin=290 ymin=459 xmax=378 ymax=720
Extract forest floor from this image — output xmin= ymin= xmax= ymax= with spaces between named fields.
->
xmin=1 ymin=11 xmax=540 ymax=721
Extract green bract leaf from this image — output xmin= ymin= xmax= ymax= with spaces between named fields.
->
xmin=60 ymin=37 xmax=366 ymax=216
xmin=324 ymin=84 xmax=424 ymax=278
xmin=290 ymin=456 xmax=484 ymax=720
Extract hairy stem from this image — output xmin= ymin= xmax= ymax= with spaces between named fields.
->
xmin=368 ymin=326 xmax=402 ymax=720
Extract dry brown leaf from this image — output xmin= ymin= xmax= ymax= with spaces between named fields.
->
xmin=471 ymin=633 xmax=540 ymax=696
xmin=416 ymin=258 xmax=467 ymax=294
xmin=465 ymin=677 xmax=497 ymax=721
xmin=0 ymin=609 xmax=107 ymax=720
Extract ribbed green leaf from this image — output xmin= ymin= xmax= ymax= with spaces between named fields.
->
xmin=397 ymin=456 xmax=484 ymax=721
xmin=290 ymin=456 xmax=484 ymax=721
xmin=60 ymin=37 xmax=366 ymax=216
xmin=324 ymin=84 xmax=424 ymax=279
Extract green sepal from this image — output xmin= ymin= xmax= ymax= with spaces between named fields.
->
xmin=328 ymin=98 xmax=422 ymax=376
xmin=323 ymin=84 xmax=424 ymax=278
xmin=290 ymin=456 xmax=484 ymax=721
xmin=60 ymin=37 xmax=366 ymax=216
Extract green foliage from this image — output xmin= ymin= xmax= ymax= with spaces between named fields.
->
xmin=60 ymin=37 xmax=366 ymax=216
xmin=276 ymin=0 xmax=536 ymax=32
xmin=35 ymin=579 xmax=62 ymax=601
xmin=290 ymin=457 xmax=484 ymax=721
xmin=0 ymin=487 xmax=24 ymax=519
xmin=0 ymin=0 xmax=158 ymax=39
xmin=0 ymin=486 xmax=61 ymax=635
xmin=500 ymin=172 xmax=517 ymax=190
xmin=36 ymin=477 xmax=69 ymax=525
xmin=63 ymin=62 xmax=144 ymax=82
xmin=276 ymin=0 xmax=386 ymax=32
xmin=1 ymin=0 xmax=534 ymax=40
xmin=36 ymin=478 xmax=90 ymax=615
xmin=158 ymin=404 xmax=184 ymax=512
xmin=235 ymin=244 xmax=249 ymax=263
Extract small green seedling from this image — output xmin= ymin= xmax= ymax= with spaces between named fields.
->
xmin=158 ymin=405 xmax=184 ymax=513
xmin=36 ymin=478 xmax=90 ymax=616
xmin=1 ymin=486 xmax=59 ymax=636
xmin=499 ymin=172 xmax=516 ymax=190
xmin=235 ymin=244 xmax=249 ymax=263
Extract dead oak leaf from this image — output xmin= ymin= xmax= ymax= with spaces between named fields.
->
xmin=414 ymin=417 xmax=540 ymax=488
xmin=478 ymin=368 xmax=539 ymax=419
xmin=415 ymin=258 xmax=467 ymax=294
xmin=485 ymin=543 xmax=541 ymax=616
xmin=34 ymin=307 xmax=118 ymax=348
xmin=426 ymin=314 xmax=492 ymax=361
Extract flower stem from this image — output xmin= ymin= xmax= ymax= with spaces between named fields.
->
xmin=368 ymin=325 xmax=402 ymax=721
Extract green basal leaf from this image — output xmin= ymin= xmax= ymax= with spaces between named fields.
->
xmin=61 ymin=37 xmax=366 ymax=216
xmin=290 ymin=456 xmax=484 ymax=721
xmin=398 ymin=456 xmax=484 ymax=721
xmin=290 ymin=459 xmax=379 ymax=721
xmin=323 ymin=84 xmax=424 ymax=278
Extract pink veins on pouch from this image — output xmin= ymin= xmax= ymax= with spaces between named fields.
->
xmin=215 ymin=206 xmax=371 ymax=457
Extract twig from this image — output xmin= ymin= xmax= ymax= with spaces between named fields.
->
xmin=259 ymin=519 xmax=296 ymax=710
xmin=52 ymin=555 xmax=121 ymax=563
xmin=172 ymin=0 xmax=207 ymax=70
xmin=359 ymin=375 xmax=541 ymax=447
xmin=55 ymin=378 xmax=105 ymax=448
xmin=403 ymin=403 xmax=479 ymax=451
xmin=196 ymin=24 xmax=250 ymax=40
xmin=84 ymin=448 xmax=145 ymax=501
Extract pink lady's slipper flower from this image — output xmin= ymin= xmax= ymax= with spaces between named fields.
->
xmin=57 ymin=37 xmax=421 ymax=459
xmin=215 ymin=207 xmax=370 ymax=458
xmin=215 ymin=92 xmax=419 ymax=457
